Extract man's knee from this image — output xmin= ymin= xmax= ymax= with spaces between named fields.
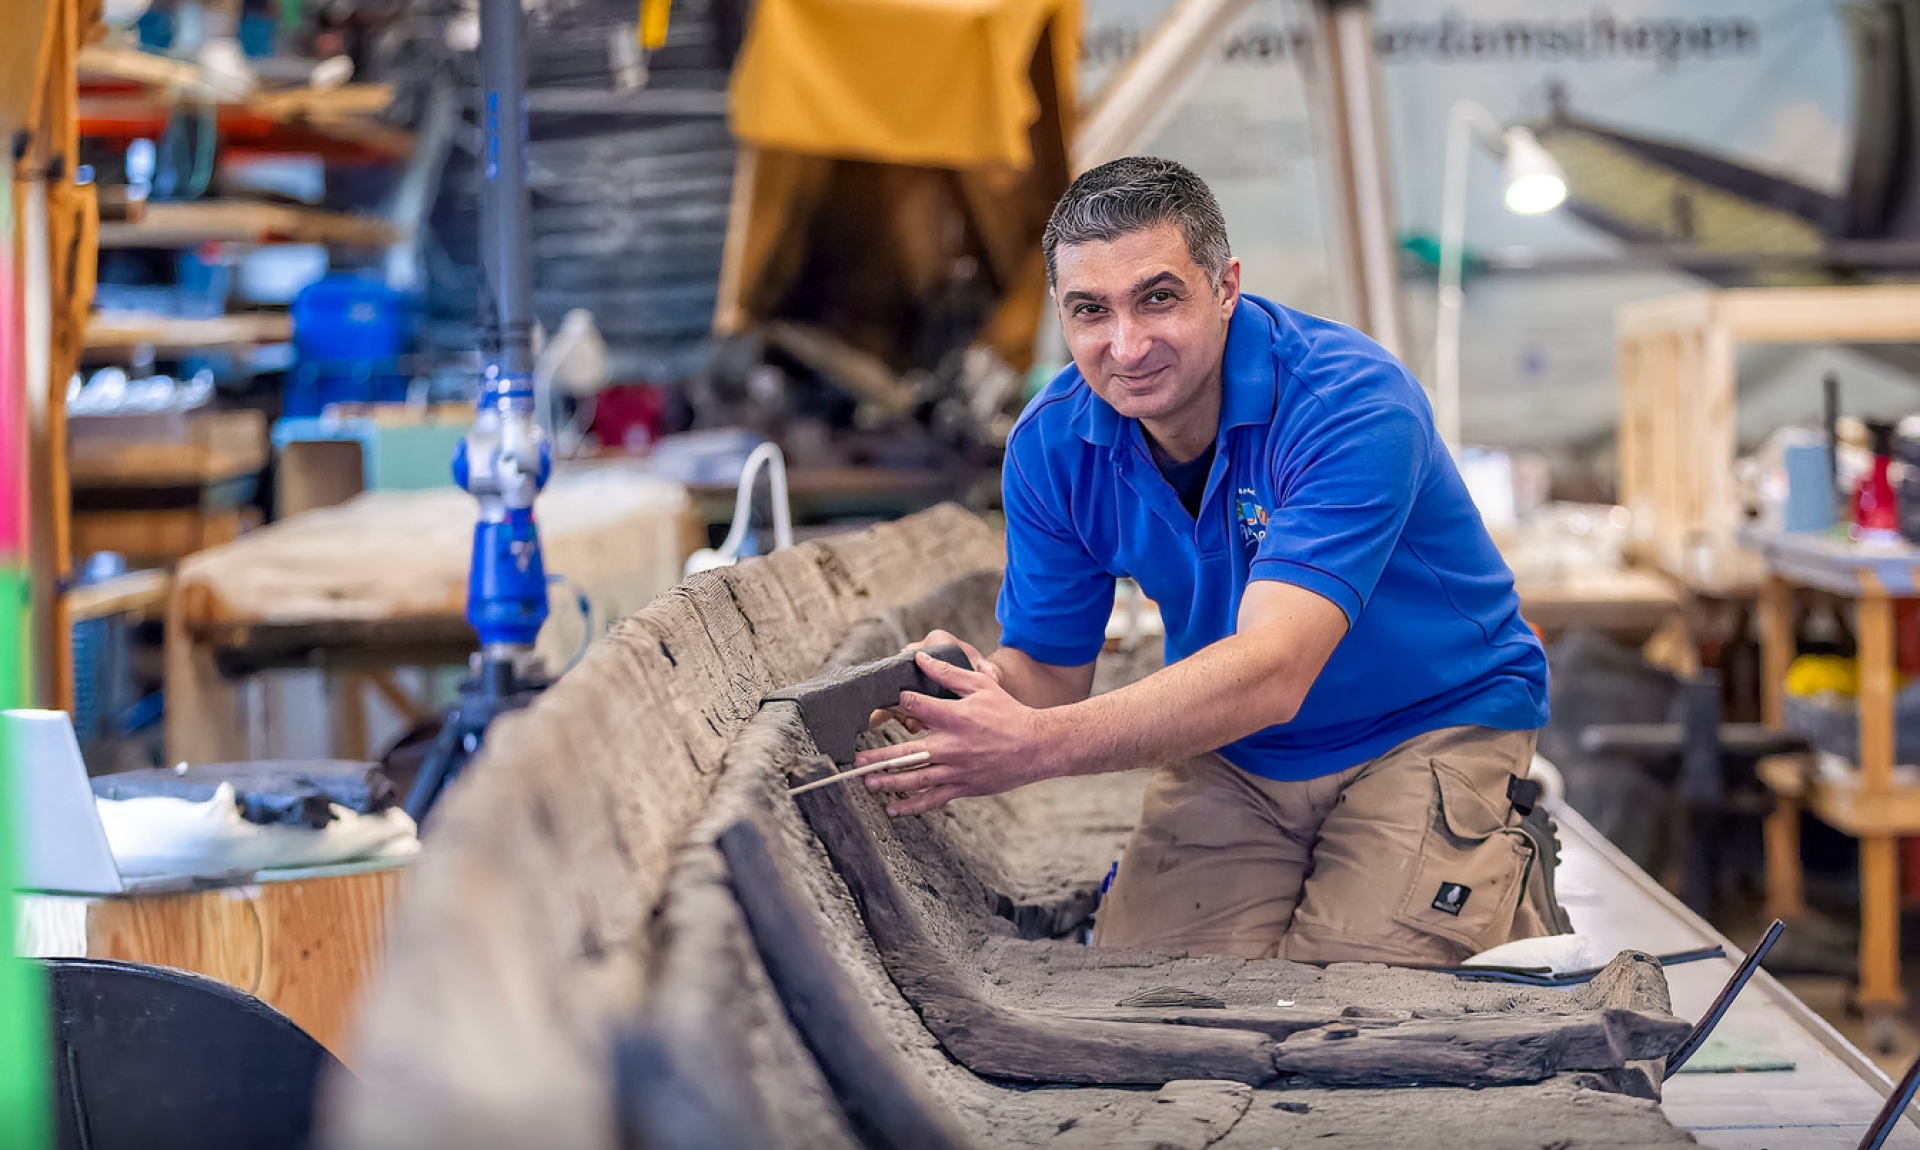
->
xmin=1280 ymin=726 xmax=1549 ymax=965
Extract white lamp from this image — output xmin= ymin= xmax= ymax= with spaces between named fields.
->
xmin=1433 ymin=102 xmax=1568 ymax=454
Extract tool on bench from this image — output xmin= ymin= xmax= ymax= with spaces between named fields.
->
xmin=768 ymin=644 xmax=973 ymax=791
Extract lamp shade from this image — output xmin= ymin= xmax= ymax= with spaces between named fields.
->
xmin=1501 ymin=127 xmax=1567 ymax=214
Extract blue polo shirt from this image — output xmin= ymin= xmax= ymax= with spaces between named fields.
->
xmin=997 ymin=294 xmax=1549 ymax=781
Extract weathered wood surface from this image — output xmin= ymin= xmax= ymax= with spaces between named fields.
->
xmin=616 ymin=844 xmax=859 ymax=1150
xmin=1052 ymin=1081 xmax=1254 ymax=1150
xmin=790 ymin=744 xmax=1283 ymax=1085
xmin=322 ymin=506 xmax=1004 ymax=1150
xmin=789 ymin=746 xmax=1686 ymax=1089
xmin=325 ymin=506 xmax=1700 ymax=1150
xmin=717 ymin=819 xmax=971 ymax=1150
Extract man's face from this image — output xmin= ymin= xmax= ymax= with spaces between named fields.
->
xmin=1052 ymin=222 xmax=1240 ymax=425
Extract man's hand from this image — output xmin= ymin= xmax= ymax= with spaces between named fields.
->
xmin=857 ymin=639 xmax=1054 ymax=817
xmin=868 ymin=629 xmax=1001 ymax=733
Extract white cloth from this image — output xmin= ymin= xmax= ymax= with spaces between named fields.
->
xmin=96 ymin=782 xmax=420 ymax=878
xmin=1463 ymin=932 xmax=1600 ymax=974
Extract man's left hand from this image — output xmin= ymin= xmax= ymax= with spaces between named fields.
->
xmin=858 ymin=641 xmax=1060 ymax=816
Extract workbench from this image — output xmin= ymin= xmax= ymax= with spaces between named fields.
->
xmin=1747 ymin=529 xmax=1920 ymax=1050
xmin=164 ymin=462 xmax=697 ymax=764
xmin=1561 ymin=800 xmax=1920 ymax=1146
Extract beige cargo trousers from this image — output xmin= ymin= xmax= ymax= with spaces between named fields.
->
xmin=1092 ymin=724 xmax=1559 ymax=963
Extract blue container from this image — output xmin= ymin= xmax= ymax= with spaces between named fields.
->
xmin=1782 ymin=442 xmax=1834 ymax=533
xmin=291 ymin=273 xmax=409 ymax=363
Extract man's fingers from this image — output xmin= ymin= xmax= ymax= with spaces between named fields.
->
xmin=865 ymin=764 xmax=958 ymax=793
xmin=904 ymin=629 xmax=961 ymax=654
xmin=895 ymin=689 xmax=958 ymax=725
xmin=887 ymin=784 xmax=963 ymax=817
xmin=951 ymin=637 xmax=1001 ymax=683
xmin=915 ymin=650 xmax=993 ymax=695
xmin=867 ymin=706 xmax=927 ymax=733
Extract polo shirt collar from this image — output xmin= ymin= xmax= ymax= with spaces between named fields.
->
xmin=1068 ymin=296 xmax=1279 ymax=447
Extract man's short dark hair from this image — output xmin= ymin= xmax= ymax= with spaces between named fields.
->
xmin=1042 ymin=157 xmax=1231 ymax=290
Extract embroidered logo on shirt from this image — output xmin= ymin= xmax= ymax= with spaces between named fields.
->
xmin=1233 ymin=487 xmax=1269 ymax=545
xmin=1432 ymin=882 xmax=1471 ymax=916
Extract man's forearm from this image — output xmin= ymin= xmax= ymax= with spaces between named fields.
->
xmin=987 ymin=646 xmax=1094 ymax=710
xmin=1035 ymin=633 xmax=1306 ymax=778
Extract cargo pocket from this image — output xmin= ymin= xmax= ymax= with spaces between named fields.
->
xmin=1391 ymin=756 xmax=1534 ymax=954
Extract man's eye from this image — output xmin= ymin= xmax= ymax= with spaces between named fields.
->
xmin=1146 ymin=290 xmax=1176 ymax=304
xmin=1074 ymin=304 xmax=1105 ymax=316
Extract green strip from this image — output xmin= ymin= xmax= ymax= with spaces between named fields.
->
xmin=0 ymin=568 xmax=25 ymax=708
xmin=0 ymin=570 xmax=51 ymax=1148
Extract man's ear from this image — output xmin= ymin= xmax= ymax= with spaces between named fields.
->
xmin=1217 ymin=258 xmax=1242 ymax=315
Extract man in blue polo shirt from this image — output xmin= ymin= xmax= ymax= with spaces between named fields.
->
xmin=858 ymin=157 xmax=1556 ymax=963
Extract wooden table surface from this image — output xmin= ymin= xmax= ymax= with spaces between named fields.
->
xmin=164 ymin=462 xmax=696 ymax=764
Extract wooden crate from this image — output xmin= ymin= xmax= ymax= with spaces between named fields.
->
xmin=69 ymin=408 xmax=268 ymax=488
xmin=1617 ymin=285 xmax=1920 ymax=595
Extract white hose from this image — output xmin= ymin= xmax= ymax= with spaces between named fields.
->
xmin=686 ymin=441 xmax=793 ymax=574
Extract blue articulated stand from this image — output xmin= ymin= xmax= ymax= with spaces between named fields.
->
xmin=404 ymin=0 xmax=553 ymax=825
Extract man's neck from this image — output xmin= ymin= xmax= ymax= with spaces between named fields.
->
xmin=1141 ymin=371 xmax=1223 ymax=464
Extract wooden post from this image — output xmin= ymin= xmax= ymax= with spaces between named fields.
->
xmin=1758 ymin=573 xmax=1804 ymax=919
xmin=1855 ymin=581 xmax=1905 ymax=1010
xmin=1758 ymin=575 xmax=1792 ymax=729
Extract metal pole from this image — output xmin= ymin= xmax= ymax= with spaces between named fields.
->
xmin=458 ymin=0 xmax=551 ymax=672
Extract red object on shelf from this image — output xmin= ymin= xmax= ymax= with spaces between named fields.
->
xmin=591 ymin=385 xmax=668 ymax=454
xmin=1853 ymin=420 xmax=1902 ymax=542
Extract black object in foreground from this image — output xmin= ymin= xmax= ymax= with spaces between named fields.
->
xmin=1856 ymin=1040 xmax=1920 ymax=1150
xmin=1663 ymin=918 xmax=1786 ymax=1078
xmin=42 ymin=957 xmax=341 ymax=1150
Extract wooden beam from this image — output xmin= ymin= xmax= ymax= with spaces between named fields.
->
xmin=99 ymin=201 xmax=395 ymax=248
xmin=1714 ymin=285 xmax=1920 ymax=344
xmin=84 ymin=311 xmax=291 ymax=350
xmin=64 ymin=568 xmax=169 ymax=622
xmin=1072 ymin=0 xmax=1254 ymax=173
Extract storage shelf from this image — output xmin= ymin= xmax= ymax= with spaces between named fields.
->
xmin=100 ymin=201 xmax=395 ymax=249
xmin=65 ymin=569 xmax=171 ymax=623
xmin=85 ymin=311 xmax=293 ymax=351
xmin=1759 ymin=754 xmax=1920 ymax=836
xmin=77 ymin=45 xmax=411 ymax=160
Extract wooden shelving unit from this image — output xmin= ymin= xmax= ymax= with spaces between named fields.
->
xmin=100 ymin=200 xmax=396 ymax=248
xmin=84 ymin=310 xmax=293 ymax=351
xmin=1751 ymin=529 xmax=1920 ymax=1046
xmin=76 ymin=44 xmax=412 ymax=160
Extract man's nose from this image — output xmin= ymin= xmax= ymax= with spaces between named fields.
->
xmin=1110 ymin=316 xmax=1151 ymax=366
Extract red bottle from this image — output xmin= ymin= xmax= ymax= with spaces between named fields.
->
xmin=1853 ymin=419 xmax=1902 ymax=543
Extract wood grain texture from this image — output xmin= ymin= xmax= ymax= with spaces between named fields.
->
xmin=84 ymin=866 xmax=406 ymax=1065
xmin=163 ymin=463 xmax=694 ymax=764
xmin=68 ymin=409 xmax=268 ymax=487
xmin=323 ymin=506 xmax=1003 ymax=1150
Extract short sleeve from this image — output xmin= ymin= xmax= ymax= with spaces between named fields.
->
xmin=996 ymin=445 xmax=1115 ymax=667
xmin=1248 ymin=399 xmax=1430 ymax=623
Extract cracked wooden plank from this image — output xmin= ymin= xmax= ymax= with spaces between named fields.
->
xmin=1052 ymin=1081 xmax=1254 ymax=1149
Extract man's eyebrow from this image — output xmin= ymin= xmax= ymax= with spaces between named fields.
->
xmin=1060 ymin=288 xmax=1107 ymax=304
xmin=1132 ymin=271 xmax=1187 ymax=295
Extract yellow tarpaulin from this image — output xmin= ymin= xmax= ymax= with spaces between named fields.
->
xmin=728 ymin=0 xmax=1080 ymax=171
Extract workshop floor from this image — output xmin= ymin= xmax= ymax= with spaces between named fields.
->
xmin=1777 ymin=973 xmax=1920 ymax=1077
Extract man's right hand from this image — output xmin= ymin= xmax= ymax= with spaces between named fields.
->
xmin=869 ymin=630 xmax=1001 ymax=733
